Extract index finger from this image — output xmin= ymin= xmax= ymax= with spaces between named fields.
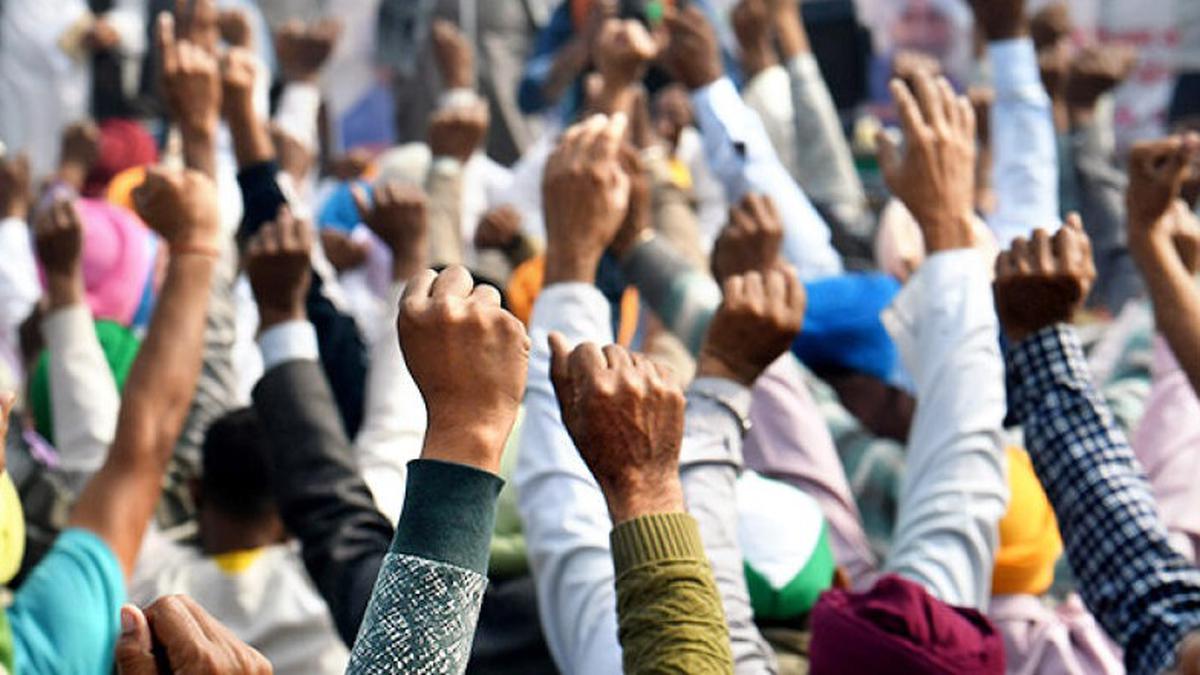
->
xmin=158 ymin=13 xmax=178 ymax=73
xmin=401 ymin=268 xmax=438 ymax=303
xmin=889 ymin=78 xmax=929 ymax=140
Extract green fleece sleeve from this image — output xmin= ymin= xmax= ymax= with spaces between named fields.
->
xmin=611 ymin=512 xmax=734 ymax=674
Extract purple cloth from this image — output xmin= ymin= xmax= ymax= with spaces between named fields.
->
xmin=810 ymin=574 xmax=1005 ymax=675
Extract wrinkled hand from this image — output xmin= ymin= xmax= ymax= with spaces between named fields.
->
xmin=60 ymin=122 xmax=101 ymax=173
xmin=549 ymin=335 xmax=685 ymax=523
xmin=0 ymin=152 xmax=31 ymax=220
xmin=877 ymin=73 xmax=977 ymax=252
xmin=593 ymin=19 xmax=659 ymax=91
xmin=1065 ymin=45 xmax=1137 ymax=114
xmin=218 ymin=8 xmax=253 ymax=48
xmin=428 ymin=102 xmax=489 ymax=164
xmin=968 ymin=0 xmax=1027 ymax=42
xmin=159 ymin=14 xmax=222 ymax=135
xmin=1126 ymin=134 xmax=1200 ymax=244
xmin=474 ymin=205 xmax=523 ymax=250
xmin=34 ymin=198 xmax=84 ymax=283
xmin=542 ymin=113 xmax=631 ymax=283
xmin=700 ymin=267 xmax=805 ymax=386
xmin=115 ymin=596 xmax=272 ymax=675
xmin=711 ymin=193 xmax=784 ymax=283
xmin=662 ymin=6 xmax=723 ymax=91
xmin=274 ymin=18 xmax=340 ymax=83
xmin=132 ymin=167 xmax=221 ymax=251
xmin=431 ymin=19 xmax=474 ymax=90
xmin=352 ymin=181 xmax=428 ymax=281
xmin=993 ymin=214 xmax=1095 ymax=343
xmin=399 ymin=266 xmax=530 ymax=474
xmin=246 ymin=206 xmax=312 ymax=328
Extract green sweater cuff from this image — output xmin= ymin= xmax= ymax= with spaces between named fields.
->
xmin=611 ymin=512 xmax=706 ymax=577
xmin=393 ymin=459 xmax=504 ymax=575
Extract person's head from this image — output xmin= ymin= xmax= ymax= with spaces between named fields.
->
xmin=196 ymin=409 xmax=281 ymax=546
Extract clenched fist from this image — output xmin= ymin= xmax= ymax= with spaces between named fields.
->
xmin=1126 ymin=134 xmax=1200 ymax=242
xmin=662 ymin=6 xmax=723 ymax=91
xmin=428 ymin=103 xmax=489 ymax=164
xmin=550 ymin=336 xmax=686 ymax=523
xmin=245 ymin=206 xmax=313 ymax=329
xmin=877 ymin=72 xmax=977 ymax=253
xmin=593 ymin=18 xmax=659 ymax=92
xmin=474 ymin=205 xmax=523 ymax=251
xmin=711 ymin=194 xmax=784 ymax=284
xmin=34 ymin=198 xmax=85 ymax=309
xmin=993 ymin=215 xmax=1095 ymax=343
xmin=542 ymin=113 xmax=631 ymax=284
xmin=158 ymin=13 xmax=222 ymax=136
xmin=699 ymin=267 xmax=805 ymax=386
xmin=221 ymin=46 xmax=258 ymax=121
xmin=274 ymin=18 xmax=341 ymax=83
xmin=116 ymin=596 xmax=271 ymax=675
xmin=352 ymin=181 xmax=428 ymax=282
xmin=399 ymin=266 xmax=530 ymax=474
xmin=132 ymin=167 xmax=220 ymax=252
xmin=0 ymin=152 xmax=30 ymax=220
xmin=1065 ymin=45 xmax=1137 ymax=118
xmin=967 ymin=0 xmax=1027 ymax=42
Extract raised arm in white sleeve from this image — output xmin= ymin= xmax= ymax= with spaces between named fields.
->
xmin=988 ymin=38 xmax=1060 ymax=245
xmin=879 ymin=249 xmax=1008 ymax=610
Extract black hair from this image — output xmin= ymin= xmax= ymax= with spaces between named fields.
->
xmin=201 ymin=408 xmax=275 ymax=520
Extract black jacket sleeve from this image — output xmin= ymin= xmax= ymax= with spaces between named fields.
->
xmin=252 ymin=359 xmax=394 ymax=645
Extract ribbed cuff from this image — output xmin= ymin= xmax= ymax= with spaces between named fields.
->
xmin=610 ymin=512 xmax=705 ymax=577
xmin=392 ymin=459 xmax=504 ymax=575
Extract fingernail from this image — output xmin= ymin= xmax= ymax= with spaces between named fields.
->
xmin=120 ymin=606 xmax=138 ymax=635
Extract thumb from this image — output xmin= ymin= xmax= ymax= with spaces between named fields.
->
xmin=115 ymin=605 xmax=159 ymax=675
xmin=547 ymin=332 xmax=575 ymax=418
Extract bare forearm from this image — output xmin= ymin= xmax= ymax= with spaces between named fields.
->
xmin=182 ymin=128 xmax=218 ymax=180
xmin=775 ymin=4 xmax=811 ymax=59
xmin=228 ymin=105 xmax=275 ymax=169
xmin=1136 ymin=238 xmax=1200 ymax=396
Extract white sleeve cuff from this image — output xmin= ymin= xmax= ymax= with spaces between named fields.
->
xmin=987 ymin=38 xmax=1043 ymax=95
xmin=258 ymin=320 xmax=319 ymax=371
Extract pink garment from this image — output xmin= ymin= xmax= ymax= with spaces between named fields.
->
xmin=1131 ymin=336 xmax=1200 ymax=562
xmin=37 ymin=199 xmax=155 ymax=327
xmin=989 ymin=594 xmax=1124 ymax=675
xmin=742 ymin=354 xmax=879 ymax=588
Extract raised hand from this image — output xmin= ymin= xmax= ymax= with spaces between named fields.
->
xmin=220 ymin=46 xmax=258 ymax=122
xmin=34 ymin=198 xmax=85 ymax=309
xmin=159 ymin=13 xmax=222 ymax=137
xmin=549 ymin=336 xmax=686 ymax=523
xmin=431 ymin=19 xmax=474 ymax=90
xmin=60 ymin=122 xmax=101 ymax=176
xmin=245 ymin=206 xmax=313 ymax=329
xmin=474 ymin=205 xmax=523 ymax=251
xmin=1030 ymin=1 xmax=1071 ymax=51
xmin=993 ymin=215 xmax=1095 ymax=343
xmin=132 ymin=166 xmax=221 ymax=253
xmin=217 ymin=8 xmax=253 ymax=48
xmin=352 ymin=181 xmax=429 ymax=282
xmin=608 ymin=147 xmax=651 ymax=257
xmin=711 ymin=193 xmax=784 ymax=283
xmin=274 ymin=18 xmax=341 ymax=83
xmin=115 ymin=596 xmax=272 ymax=675
xmin=0 ymin=152 xmax=31 ymax=220
xmin=542 ymin=113 xmax=631 ymax=284
xmin=967 ymin=0 xmax=1027 ymax=42
xmin=173 ymin=0 xmax=220 ymax=54
xmin=699 ymin=267 xmax=805 ymax=386
xmin=398 ymin=266 xmax=530 ymax=475
xmin=592 ymin=18 xmax=659 ymax=92
xmin=876 ymin=72 xmax=977 ymax=252
xmin=1126 ymin=134 xmax=1200 ymax=245
xmin=892 ymin=49 xmax=943 ymax=91
xmin=661 ymin=5 xmax=723 ymax=91
xmin=1065 ymin=45 xmax=1137 ymax=121
xmin=428 ymin=102 xmax=489 ymax=164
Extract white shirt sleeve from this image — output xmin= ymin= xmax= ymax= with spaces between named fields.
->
xmin=988 ymin=38 xmax=1061 ymax=246
xmin=513 ymin=282 xmax=622 ymax=675
xmin=274 ymin=82 xmax=322 ymax=153
xmin=42 ymin=304 xmax=119 ymax=493
xmin=258 ymin=320 xmax=320 ymax=371
xmin=879 ymin=249 xmax=1008 ymax=610
xmin=690 ymin=77 xmax=843 ymax=279
xmin=0 ymin=217 xmax=40 ymax=381
xmin=741 ymin=65 xmax=801 ymax=185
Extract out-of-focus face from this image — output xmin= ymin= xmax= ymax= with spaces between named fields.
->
xmin=892 ymin=0 xmax=954 ymax=58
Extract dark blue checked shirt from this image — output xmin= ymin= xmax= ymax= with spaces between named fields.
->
xmin=1008 ymin=325 xmax=1200 ymax=675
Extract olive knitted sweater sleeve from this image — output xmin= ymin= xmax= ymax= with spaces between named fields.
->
xmin=611 ymin=512 xmax=735 ymax=674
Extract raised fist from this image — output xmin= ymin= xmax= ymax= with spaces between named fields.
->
xmin=593 ymin=18 xmax=659 ymax=91
xmin=116 ymin=596 xmax=271 ymax=675
xmin=967 ymin=0 xmax=1027 ymax=42
xmin=549 ymin=335 xmax=686 ymax=523
xmin=398 ymin=266 xmax=530 ymax=474
xmin=661 ymin=6 xmax=723 ymax=91
xmin=159 ymin=13 xmax=222 ymax=135
xmin=352 ymin=181 xmax=428 ymax=281
xmin=245 ymin=206 xmax=312 ymax=328
xmin=699 ymin=267 xmax=805 ymax=386
xmin=218 ymin=8 xmax=253 ymax=48
xmin=1126 ymin=134 xmax=1200 ymax=239
xmin=274 ymin=18 xmax=341 ymax=83
xmin=173 ymin=0 xmax=220 ymax=54
xmin=34 ymin=198 xmax=84 ymax=281
xmin=60 ymin=122 xmax=101 ymax=173
xmin=474 ymin=205 xmax=523 ymax=251
xmin=876 ymin=72 xmax=977 ymax=253
xmin=0 ymin=152 xmax=31 ymax=220
xmin=1065 ymin=45 xmax=1137 ymax=114
xmin=220 ymin=46 xmax=258 ymax=121
xmin=428 ymin=102 xmax=489 ymax=164
xmin=132 ymin=166 xmax=220 ymax=252
xmin=993 ymin=215 xmax=1095 ymax=343
xmin=711 ymin=193 xmax=784 ymax=284
xmin=542 ymin=113 xmax=631 ymax=283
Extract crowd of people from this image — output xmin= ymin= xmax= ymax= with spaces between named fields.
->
xmin=2 ymin=0 xmax=1200 ymax=673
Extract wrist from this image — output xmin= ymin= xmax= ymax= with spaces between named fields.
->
xmin=56 ymin=162 xmax=88 ymax=191
xmin=45 ymin=270 xmax=84 ymax=310
xmin=421 ymin=418 xmax=509 ymax=476
xmin=257 ymin=305 xmax=307 ymax=333
xmin=740 ymin=43 xmax=778 ymax=80
xmin=920 ymin=211 xmax=977 ymax=253
xmin=1 ymin=202 xmax=27 ymax=221
xmin=604 ymin=476 xmax=684 ymax=524
xmin=696 ymin=351 xmax=756 ymax=387
xmin=982 ymin=23 xmax=1028 ymax=43
xmin=1067 ymin=104 xmax=1097 ymax=130
xmin=543 ymin=245 xmax=600 ymax=286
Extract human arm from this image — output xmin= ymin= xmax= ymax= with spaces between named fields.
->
xmin=115 ymin=595 xmax=271 ymax=674
xmin=996 ymin=219 xmax=1200 ymax=675
xmin=663 ymin=6 xmax=841 ymax=279
xmin=969 ymin=0 xmax=1060 ymax=244
xmin=158 ymin=13 xmax=221 ymax=179
xmin=517 ymin=2 xmax=611 ymax=114
xmin=67 ymin=168 xmax=220 ymax=578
